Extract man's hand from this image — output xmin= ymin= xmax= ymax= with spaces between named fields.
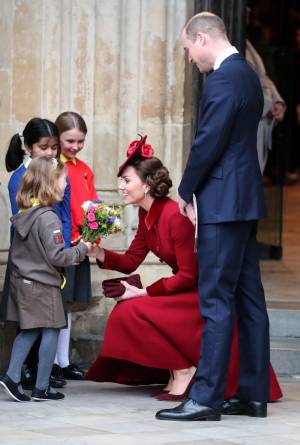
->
xmin=178 ymin=196 xmax=188 ymax=216
xmin=185 ymin=202 xmax=196 ymax=226
xmin=115 ymin=281 xmax=147 ymax=302
xmin=271 ymin=101 xmax=285 ymax=122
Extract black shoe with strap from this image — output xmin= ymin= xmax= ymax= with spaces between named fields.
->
xmin=0 ymin=374 xmax=31 ymax=402
xmin=21 ymin=364 xmax=36 ymax=390
xmin=62 ymin=364 xmax=85 ymax=380
xmin=51 ymin=364 xmax=64 ymax=379
xmin=50 ymin=375 xmax=67 ymax=388
xmin=32 ymin=386 xmax=65 ymax=401
xmin=221 ymin=397 xmax=267 ymax=418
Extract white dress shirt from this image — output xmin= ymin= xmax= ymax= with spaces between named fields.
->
xmin=214 ymin=46 xmax=239 ymax=71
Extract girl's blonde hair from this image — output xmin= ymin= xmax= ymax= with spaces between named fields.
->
xmin=16 ymin=157 xmax=67 ymax=209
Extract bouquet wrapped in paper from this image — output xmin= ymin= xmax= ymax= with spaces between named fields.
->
xmin=81 ymin=200 xmax=125 ymax=244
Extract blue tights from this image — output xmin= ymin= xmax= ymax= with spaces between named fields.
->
xmin=7 ymin=328 xmax=59 ymax=390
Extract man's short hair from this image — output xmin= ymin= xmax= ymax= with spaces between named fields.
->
xmin=185 ymin=13 xmax=227 ymax=42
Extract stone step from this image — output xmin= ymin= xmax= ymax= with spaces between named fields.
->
xmin=268 ymin=308 xmax=300 ymax=338
xmin=72 ymin=334 xmax=300 ymax=376
xmin=271 ymin=337 xmax=300 ymax=375
xmin=71 ymin=302 xmax=300 ymax=372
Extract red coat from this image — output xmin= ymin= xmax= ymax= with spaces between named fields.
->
xmin=101 ymin=197 xmax=198 ymax=295
xmin=86 ymin=197 xmax=282 ymax=401
xmin=64 ymin=158 xmax=97 ymax=243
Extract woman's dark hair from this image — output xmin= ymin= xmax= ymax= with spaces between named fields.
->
xmin=55 ymin=111 xmax=88 ymax=135
xmin=5 ymin=118 xmax=59 ymax=172
xmin=130 ymin=156 xmax=172 ymax=198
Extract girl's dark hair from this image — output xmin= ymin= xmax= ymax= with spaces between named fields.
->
xmin=129 ymin=156 xmax=172 ymax=198
xmin=55 ymin=111 xmax=87 ymax=135
xmin=5 ymin=118 xmax=59 ymax=172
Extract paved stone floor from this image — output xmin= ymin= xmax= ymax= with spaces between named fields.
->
xmin=0 ymin=377 xmax=299 ymax=445
xmin=1 ymin=186 xmax=300 ymax=445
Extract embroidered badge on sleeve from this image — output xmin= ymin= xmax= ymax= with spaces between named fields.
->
xmin=53 ymin=229 xmax=64 ymax=245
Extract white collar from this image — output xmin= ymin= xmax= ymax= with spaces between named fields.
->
xmin=214 ymin=46 xmax=238 ymax=70
xmin=23 ymin=156 xmax=32 ymax=168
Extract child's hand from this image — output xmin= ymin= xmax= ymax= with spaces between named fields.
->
xmin=81 ymin=240 xmax=92 ymax=250
xmin=71 ymin=235 xmax=83 ymax=245
xmin=87 ymin=244 xmax=105 ymax=262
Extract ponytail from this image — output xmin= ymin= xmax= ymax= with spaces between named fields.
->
xmin=5 ymin=117 xmax=59 ymax=172
xmin=5 ymin=133 xmax=26 ymax=172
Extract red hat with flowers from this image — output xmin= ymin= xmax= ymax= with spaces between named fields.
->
xmin=117 ymin=134 xmax=155 ymax=177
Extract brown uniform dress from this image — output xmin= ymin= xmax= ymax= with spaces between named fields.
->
xmin=6 ymin=205 xmax=87 ymax=329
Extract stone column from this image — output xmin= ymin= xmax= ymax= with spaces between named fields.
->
xmin=0 ymin=0 xmax=194 ymax=366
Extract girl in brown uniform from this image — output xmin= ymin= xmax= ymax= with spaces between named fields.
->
xmin=0 ymin=157 xmax=90 ymax=402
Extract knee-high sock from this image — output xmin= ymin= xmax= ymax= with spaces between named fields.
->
xmin=7 ymin=329 xmax=40 ymax=383
xmin=54 ymin=312 xmax=71 ymax=368
xmin=35 ymin=328 xmax=59 ymax=390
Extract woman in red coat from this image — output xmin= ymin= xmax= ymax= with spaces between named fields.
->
xmin=85 ymin=136 xmax=282 ymax=402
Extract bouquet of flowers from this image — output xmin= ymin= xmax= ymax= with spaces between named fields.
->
xmin=81 ymin=200 xmax=125 ymax=244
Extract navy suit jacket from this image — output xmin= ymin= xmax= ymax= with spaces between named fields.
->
xmin=178 ymin=53 xmax=267 ymax=223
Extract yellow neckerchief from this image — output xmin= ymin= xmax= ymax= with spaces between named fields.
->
xmin=30 ymin=198 xmax=40 ymax=207
xmin=19 ymin=198 xmax=40 ymax=213
xmin=60 ymin=273 xmax=67 ymax=289
xmin=60 ymin=153 xmax=76 ymax=165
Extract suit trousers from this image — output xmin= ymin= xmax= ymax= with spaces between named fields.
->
xmin=189 ymin=220 xmax=270 ymax=408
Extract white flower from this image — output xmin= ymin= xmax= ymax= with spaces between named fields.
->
xmin=81 ymin=200 xmax=93 ymax=211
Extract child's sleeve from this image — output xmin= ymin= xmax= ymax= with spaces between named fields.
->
xmin=38 ymin=213 xmax=87 ymax=267
xmin=87 ymin=168 xmax=98 ymax=200
xmin=53 ymin=177 xmax=72 ymax=247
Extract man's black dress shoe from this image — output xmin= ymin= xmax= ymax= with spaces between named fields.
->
xmin=221 ymin=397 xmax=267 ymax=418
xmin=156 ymin=399 xmax=221 ymax=421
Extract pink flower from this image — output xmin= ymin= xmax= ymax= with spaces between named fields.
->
xmin=87 ymin=212 xmax=96 ymax=222
xmin=88 ymin=222 xmax=99 ymax=230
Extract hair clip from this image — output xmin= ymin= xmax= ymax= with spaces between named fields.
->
xmin=18 ymin=132 xmax=27 ymax=154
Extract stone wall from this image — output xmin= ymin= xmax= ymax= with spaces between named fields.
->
xmin=0 ymin=0 xmax=194 ymax=368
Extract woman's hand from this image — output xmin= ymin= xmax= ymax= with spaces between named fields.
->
xmin=115 ymin=281 xmax=147 ymax=302
xmin=86 ymin=243 xmax=105 ymax=262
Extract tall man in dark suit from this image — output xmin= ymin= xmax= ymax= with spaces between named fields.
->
xmin=156 ymin=12 xmax=270 ymax=422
